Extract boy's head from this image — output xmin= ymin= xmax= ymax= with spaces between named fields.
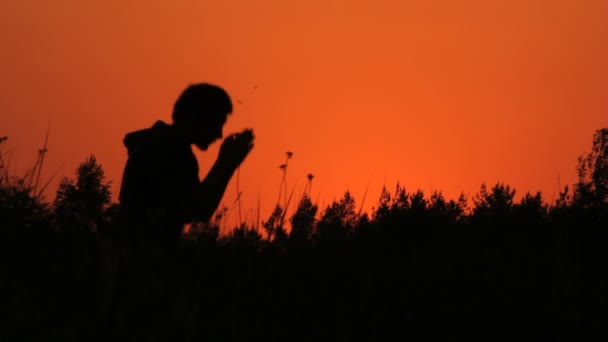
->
xmin=172 ymin=83 xmax=233 ymax=150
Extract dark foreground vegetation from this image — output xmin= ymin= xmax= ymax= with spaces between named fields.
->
xmin=1 ymin=128 xmax=608 ymax=341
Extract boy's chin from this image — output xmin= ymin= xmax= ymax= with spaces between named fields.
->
xmin=193 ymin=142 xmax=210 ymax=150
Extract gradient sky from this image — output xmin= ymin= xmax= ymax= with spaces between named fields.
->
xmin=1 ymin=0 xmax=607 ymax=231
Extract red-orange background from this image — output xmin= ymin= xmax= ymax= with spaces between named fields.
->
xmin=1 ymin=0 xmax=606 ymax=232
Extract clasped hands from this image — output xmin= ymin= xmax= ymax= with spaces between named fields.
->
xmin=217 ymin=128 xmax=254 ymax=171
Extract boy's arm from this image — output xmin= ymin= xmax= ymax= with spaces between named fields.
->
xmin=193 ymin=160 xmax=237 ymax=223
xmin=192 ymin=129 xmax=254 ymax=223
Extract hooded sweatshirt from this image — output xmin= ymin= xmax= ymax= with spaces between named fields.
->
xmin=118 ymin=120 xmax=199 ymax=239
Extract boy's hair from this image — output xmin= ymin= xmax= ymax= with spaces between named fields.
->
xmin=172 ymin=83 xmax=233 ymax=123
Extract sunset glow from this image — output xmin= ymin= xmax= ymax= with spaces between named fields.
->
xmin=2 ymin=0 xmax=606 ymax=232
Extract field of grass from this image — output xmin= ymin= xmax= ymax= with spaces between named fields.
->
xmin=2 ymin=130 xmax=608 ymax=341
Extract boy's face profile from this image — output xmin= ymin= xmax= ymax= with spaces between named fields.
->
xmin=189 ymin=110 xmax=228 ymax=150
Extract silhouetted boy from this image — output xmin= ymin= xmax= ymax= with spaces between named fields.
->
xmin=117 ymin=83 xmax=254 ymax=244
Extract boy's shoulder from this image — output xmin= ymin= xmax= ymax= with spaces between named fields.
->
xmin=123 ymin=121 xmax=187 ymax=156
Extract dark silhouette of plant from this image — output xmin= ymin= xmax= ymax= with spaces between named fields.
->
xmin=371 ymin=185 xmax=392 ymax=222
xmin=390 ymin=183 xmax=410 ymax=214
xmin=315 ymin=191 xmax=357 ymax=243
xmin=278 ymin=151 xmax=293 ymax=210
xmin=513 ymin=191 xmax=547 ymax=224
xmin=7 ymin=125 xmax=608 ymax=341
xmin=372 ymin=183 xmax=411 ymax=222
xmin=574 ymin=127 xmax=608 ymax=209
xmin=53 ymin=154 xmax=112 ymax=232
xmin=370 ymin=183 xmax=411 ymax=244
xmin=409 ymin=189 xmax=428 ymax=217
xmin=220 ymin=224 xmax=262 ymax=255
xmin=427 ymin=190 xmax=468 ymax=224
xmin=0 ymin=176 xmax=51 ymax=231
xmin=305 ymin=173 xmax=314 ymax=196
xmin=289 ymin=193 xmax=318 ymax=243
xmin=263 ymin=204 xmax=284 ymax=242
xmin=552 ymin=185 xmax=571 ymax=211
xmin=187 ymin=220 xmax=220 ymax=246
xmin=0 ymin=137 xmax=51 ymax=231
xmin=472 ymin=182 xmax=516 ymax=220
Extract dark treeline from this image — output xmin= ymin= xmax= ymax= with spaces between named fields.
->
xmin=1 ymin=128 xmax=608 ymax=341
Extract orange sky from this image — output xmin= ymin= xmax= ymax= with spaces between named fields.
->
xmin=1 ymin=0 xmax=607 ymax=231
